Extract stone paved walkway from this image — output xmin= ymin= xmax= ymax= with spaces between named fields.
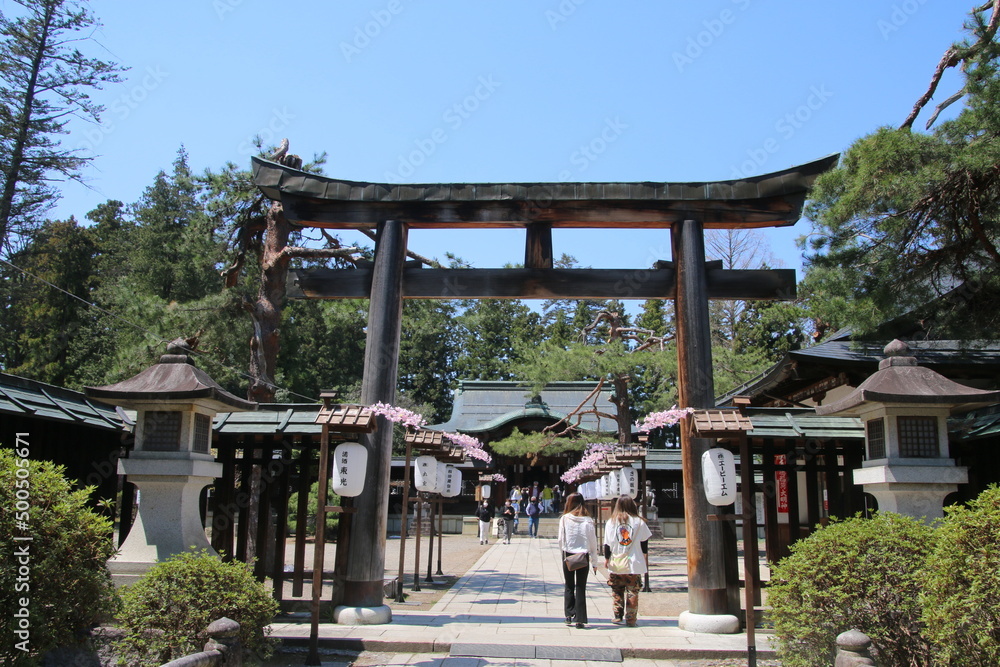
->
xmin=269 ymin=534 xmax=773 ymax=664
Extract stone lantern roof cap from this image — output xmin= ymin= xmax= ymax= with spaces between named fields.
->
xmin=85 ymin=338 xmax=257 ymax=412
xmin=815 ymin=339 xmax=1000 ymax=416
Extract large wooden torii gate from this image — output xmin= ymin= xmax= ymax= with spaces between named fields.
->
xmin=251 ymin=153 xmax=837 ymax=628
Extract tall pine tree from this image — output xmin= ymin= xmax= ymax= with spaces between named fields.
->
xmin=0 ymin=0 xmax=124 ymax=253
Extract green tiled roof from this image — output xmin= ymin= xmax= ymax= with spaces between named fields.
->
xmin=745 ymin=409 xmax=863 ymax=439
xmin=429 ymin=381 xmax=618 ymax=435
xmin=0 ymin=372 xmax=127 ymax=431
xmin=213 ymin=404 xmax=323 ymax=435
xmin=950 ymin=405 xmax=1000 ymax=440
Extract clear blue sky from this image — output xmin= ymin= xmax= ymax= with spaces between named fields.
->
xmin=52 ymin=0 xmax=971 ymax=280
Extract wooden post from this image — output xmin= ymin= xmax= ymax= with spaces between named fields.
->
xmin=343 ymin=219 xmax=408 ymax=610
xmin=740 ymin=430 xmax=759 ymax=666
xmin=412 ymin=494 xmax=423 ymax=592
xmin=641 ymin=453 xmax=651 ymax=593
xmin=306 ymin=425 xmax=331 ymax=665
xmin=436 ymin=498 xmax=444 ymax=576
xmin=524 ymin=222 xmax=553 ymax=269
xmin=395 ymin=438 xmax=413 ymax=602
xmin=673 ymin=219 xmax=739 ymax=619
xmin=425 ymin=497 xmax=435 ymax=582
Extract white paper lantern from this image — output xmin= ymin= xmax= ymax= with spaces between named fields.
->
xmin=581 ymin=481 xmax=598 ymax=500
xmin=602 ymin=474 xmax=616 ymax=500
xmin=433 ymin=461 xmax=449 ymax=494
xmin=608 ymin=469 xmax=622 ymax=497
xmin=414 ymin=455 xmax=438 ymax=492
xmin=442 ymin=465 xmax=461 ymax=498
xmin=702 ymin=448 xmax=737 ymax=506
xmin=332 ymin=442 xmax=367 ymax=497
xmin=618 ymin=466 xmax=638 ymax=498
xmin=481 ymin=483 xmax=491 ymax=499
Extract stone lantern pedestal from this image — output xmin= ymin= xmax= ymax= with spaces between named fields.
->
xmin=817 ymin=340 xmax=1000 ymax=522
xmin=87 ymin=339 xmax=255 ymax=584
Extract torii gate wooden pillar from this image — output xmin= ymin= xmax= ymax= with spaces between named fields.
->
xmin=339 ymin=220 xmax=407 ymax=621
xmin=251 ymin=153 xmax=837 ymax=628
xmin=674 ymin=219 xmax=742 ymax=629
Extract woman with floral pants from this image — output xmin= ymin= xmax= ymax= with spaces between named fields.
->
xmin=603 ymin=495 xmax=653 ymax=626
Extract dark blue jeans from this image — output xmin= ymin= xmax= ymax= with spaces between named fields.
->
xmin=563 ymin=552 xmax=590 ymax=623
xmin=528 ymin=515 xmax=539 ymax=536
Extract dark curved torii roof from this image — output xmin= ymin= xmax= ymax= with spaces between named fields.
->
xmin=251 ymin=154 xmax=838 ymax=229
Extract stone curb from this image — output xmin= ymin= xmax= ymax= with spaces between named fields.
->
xmin=276 ymin=635 xmax=779 ymax=661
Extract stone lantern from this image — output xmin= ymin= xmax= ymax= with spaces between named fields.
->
xmin=816 ymin=340 xmax=1000 ymax=521
xmin=86 ymin=338 xmax=255 ymax=583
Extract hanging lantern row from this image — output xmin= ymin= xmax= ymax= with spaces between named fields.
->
xmin=576 ymin=465 xmax=640 ymax=500
xmin=561 ymin=440 xmax=649 ymax=487
xmin=413 ymin=455 xmax=463 ymax=498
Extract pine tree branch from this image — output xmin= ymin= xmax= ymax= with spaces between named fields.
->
xmin=901 ymin=0 xmax=1000 ymax=130
xmin=357 ymin=227 xmax=441 ymax=268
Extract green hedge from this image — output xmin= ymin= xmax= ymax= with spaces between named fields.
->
xmin=0 ymin=449 xmax=118 ymax=666
xmin=769 ymin=487 xmax=1000 ymax=666
xmin=921 ymin=486 xmax=1000 ymax=665
xmin=768 ymin=512 xmax=934 ymax=667
xmin=115 ymin=549 xmax=279 ymax=666
xmin=287 ymin=481 xmax=340 ymax=537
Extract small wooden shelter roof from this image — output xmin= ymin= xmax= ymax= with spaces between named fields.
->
xmin=251 ymin=154 xmax=838 ymax=230
xmin=689 ymin=409 xmax=753 ymax=438
xmin=314 ymin=403 xmax=376 ymax=433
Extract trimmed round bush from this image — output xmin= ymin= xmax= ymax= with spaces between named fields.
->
xmin=768 ymin=512 xmax=934 ymax=667
xmin=921 ymin=486 xmax=1000 ymax=665
xmin=0 ymin=448 xmax=117 ymax=665
xmin=116 ymin=550 xmax=279 ymax=666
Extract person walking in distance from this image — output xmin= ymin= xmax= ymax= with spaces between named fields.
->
xmin=525 ymin=495 xmax=541 ymax=537
xmin=501 ymin=499 xmax=517 ymax=544
xmin=510 ymin=485 xmax=522 ymax=505
xmin=541 ymin=484 xmax=554 ymax=513
xmin=558 ymin=492 xmax=599 ymax=628
xmin=603 ymin=495 xmax=653 ymax=627
xmin=475 ymin=499 xmax=494 ymax=545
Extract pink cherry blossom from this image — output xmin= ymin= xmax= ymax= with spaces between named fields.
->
xmin=635 ymin=407 xmax=694 ymax=433
xmin=444 ymin=432 xmax=482 ymax=449
xmin=442 ymin=431 xmax=493 ymax=465
xmin=368 ymin=402 xmax=427 ymax=429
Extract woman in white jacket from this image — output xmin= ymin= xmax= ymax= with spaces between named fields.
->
xmin=557 ymin=492 xmax=600 ymax=628
xmin=602 ymin=494 xmax=653 ymax=627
